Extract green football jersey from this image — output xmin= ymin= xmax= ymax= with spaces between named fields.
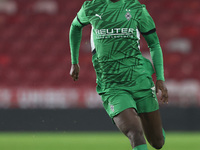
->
xmin=77 ymin=0 xmax=156 ymax=93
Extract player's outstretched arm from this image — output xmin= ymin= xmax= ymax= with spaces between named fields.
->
xmin=69 ymin=17 xmax=84 ymax=81
xmin=143 ymin=32 xmax=168 ymax=104
xmin=137 ymin=6 xmax=168 ymax=103
xmin=69 ymin=3 xmax=90 ymax=81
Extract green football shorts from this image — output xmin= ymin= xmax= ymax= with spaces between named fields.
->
xmin=101 ymin=75 xmax=159 ymax=119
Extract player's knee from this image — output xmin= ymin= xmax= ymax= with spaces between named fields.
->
xmin=150 ymin=137 xmax=164 ymax=149
xmin=125 ymin=127 xmax=144 ymax=144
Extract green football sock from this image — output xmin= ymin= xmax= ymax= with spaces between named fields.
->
xmin=133 ymin=144 xmax=148 ymax=150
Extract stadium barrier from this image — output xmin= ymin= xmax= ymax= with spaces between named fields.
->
xmin=0 ymin=107 xmax=200 ymax=131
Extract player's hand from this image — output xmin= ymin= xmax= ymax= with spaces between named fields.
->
xmin=70 ymin=64 xmax=80 ymax=81
xmin=156 ymin=80 xmax=168 ymax=104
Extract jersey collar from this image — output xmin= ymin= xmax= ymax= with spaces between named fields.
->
xmin=106 ymin=0 xmax=125 ymax=5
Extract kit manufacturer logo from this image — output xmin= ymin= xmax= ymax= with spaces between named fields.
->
xmin=95 ymin=13 xmax=103 ymax=19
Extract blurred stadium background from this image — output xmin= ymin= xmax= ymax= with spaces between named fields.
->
xmin=0 ymin=0 xmax=200 ymax=149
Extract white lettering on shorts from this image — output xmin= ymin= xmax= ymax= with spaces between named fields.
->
xmin=151 ymin=86 xmax=157 ymax=101
xmin=109 ymin=103 xmax=115 ymax=112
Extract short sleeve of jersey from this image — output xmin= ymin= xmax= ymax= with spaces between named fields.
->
xmin=77 ymin=2 xmax=90 ymax=26
xmin=138 ymin=5 xmax=156 ymax=35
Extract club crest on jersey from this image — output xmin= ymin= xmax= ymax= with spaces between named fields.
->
xmin=125 ymin=9 xmax=131 ymax=21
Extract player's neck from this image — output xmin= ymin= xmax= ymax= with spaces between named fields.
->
xmin=110 ymin=0 xmax=120 ymax=3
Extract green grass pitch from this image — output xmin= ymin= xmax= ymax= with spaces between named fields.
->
xmin=0 ymin=132 xmax=199 ymax=150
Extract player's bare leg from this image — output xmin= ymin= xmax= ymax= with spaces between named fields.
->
xmin=139 ymin=110 xmax=164 ymax=149
xmin=113 ymin=108 xmax=147 ymax=149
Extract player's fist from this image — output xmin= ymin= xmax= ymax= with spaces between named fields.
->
xmin=156 ymin=80 xmax=168 ymax=104
xmin=70 ymin=64 xmax=80 ymax=81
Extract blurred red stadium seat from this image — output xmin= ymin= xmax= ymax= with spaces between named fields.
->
xmin=0 ymin=0 xmax=199 ymax=88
